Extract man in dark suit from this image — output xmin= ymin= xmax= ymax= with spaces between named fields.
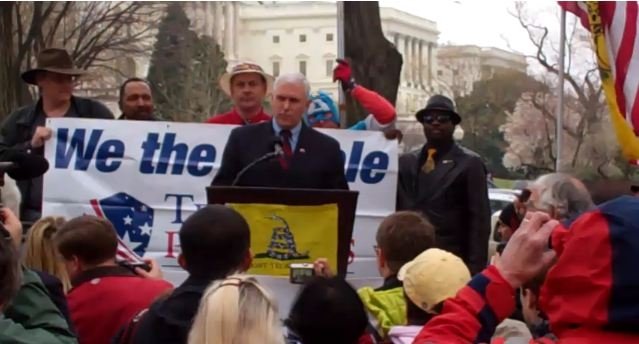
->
xmin=397 ymin=95 xmax=490 ymax=275
xmin=212 ymin=73 xmax=348 ymax=190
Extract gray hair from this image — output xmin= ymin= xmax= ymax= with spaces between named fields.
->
xmin=273 ymin=73 xmax=311 ymax=99
xmin=532 ymin=173 xmax=594 ymax=220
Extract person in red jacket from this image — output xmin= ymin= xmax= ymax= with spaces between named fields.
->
xmin=55 ymin=215 xmax=172 ymax=344
xmin=414 ymin=195 xmax=639 ymax=344
xmin=205 ymin=62 xmax=273 ymax=125
xmin=305 ymin=59 xmax=397 ymax=132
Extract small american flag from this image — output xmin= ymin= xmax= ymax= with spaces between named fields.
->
xmin=90 ymin=192 xmax=154 ymax=264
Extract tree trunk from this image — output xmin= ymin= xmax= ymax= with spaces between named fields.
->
xmin=343 ymin=1 xmax=402 ymax=126
xmin=0 ymin=2 xmax=20 ymax=121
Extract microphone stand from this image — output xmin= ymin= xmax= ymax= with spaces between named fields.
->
xmin=231 ymin=151 xmax=281 ymax=186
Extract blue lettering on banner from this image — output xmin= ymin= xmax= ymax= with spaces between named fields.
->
xmin=140 ymin=133 xmax=216 ymax=176
xmin=341 ymin=141 xmax=389 ymax=184
xmin=54 ymin=128 xmax=390 ymax=181
xmin=55 ymin=128 xmax=125 ymax=172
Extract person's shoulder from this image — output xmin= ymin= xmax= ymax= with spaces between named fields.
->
xmin=399 ymin=147 xmax=422 ymax=162
xmin=206 ymin=111 xmax=234 ymax=123
xmin=138 ymin=278 xmax=173 ymax=293
xmin=306 ymin=126 xmax=340 ymax=145
xmin=2 ymin=103 xmax=35 ymax=125
xmin=232 ymin=120 xmax=271 ymax=136
xmin=72 ymin=96 xmax=114 ymax=119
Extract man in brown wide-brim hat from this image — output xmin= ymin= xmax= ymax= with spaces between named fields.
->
xmin=0 ymin=47 xmax=114 ymax=222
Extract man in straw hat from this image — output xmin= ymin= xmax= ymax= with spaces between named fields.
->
xmin=0 ymin=47 xmax=113 ymax=222
xmin=205 ymin=62 xmax=274 ymax=125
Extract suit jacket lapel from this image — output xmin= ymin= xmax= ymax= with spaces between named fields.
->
xmin=416 ymin=146 xmax=459 ymax=203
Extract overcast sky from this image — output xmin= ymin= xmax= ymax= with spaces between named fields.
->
xmin=379 ymin=0 xmax=567 ymax=56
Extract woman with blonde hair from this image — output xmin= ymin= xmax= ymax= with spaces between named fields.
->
xmin=23 ymin=216 xmax=71 ymax=292
xmin=188 ymin=274 xmax=283 ymax=344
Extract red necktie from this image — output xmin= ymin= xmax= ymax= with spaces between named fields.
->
xmin=279 ymin=130 xmax=292 ymax=170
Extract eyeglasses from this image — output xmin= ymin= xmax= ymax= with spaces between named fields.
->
xmin=422 ymin=113 xmax=452 ymax=124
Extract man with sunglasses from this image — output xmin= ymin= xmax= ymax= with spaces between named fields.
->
xmin=397 ymin=95 xmax=491 ymax=275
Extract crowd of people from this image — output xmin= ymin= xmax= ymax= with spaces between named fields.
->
xmin=1 ymin=47 xmax=639 ymax=344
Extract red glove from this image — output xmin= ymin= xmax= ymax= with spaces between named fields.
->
xmin=332 ymin=59 xmax=352 ymax=83
xmin=333 ymin=59 xmax=356 ymax=91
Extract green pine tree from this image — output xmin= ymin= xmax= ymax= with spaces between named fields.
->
xmin=147 ymin=3 xmax=198 ymax=121
xmin=191 ymin=35 xmax=232 ymax=120
xmin=147 ymin=3 xmax=231 ymax=122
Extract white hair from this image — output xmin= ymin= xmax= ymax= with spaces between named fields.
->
xmin=2 ymin=176 xmax=21 ymax=219
xmin=532 ymin=173 xmax=594 ymax=220
xmin=273 ymin=73 xmax=311 ymax=98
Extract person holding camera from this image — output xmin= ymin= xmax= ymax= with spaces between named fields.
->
xmin=54 ymin=215 xmax=171 ymax=344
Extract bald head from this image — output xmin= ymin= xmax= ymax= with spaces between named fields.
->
xmin=528 ymin=173 xmax=594 ymax=220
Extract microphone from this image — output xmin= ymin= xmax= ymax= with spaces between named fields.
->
xmin=231 ymin=137 xmax=284 ymax=186
xmin=272 ymin=136 xmax=284 ymax=157
xmin=0 ymin=149 xmax=50 ymax=180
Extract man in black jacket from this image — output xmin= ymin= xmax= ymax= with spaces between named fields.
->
xmin=212 ymin=72 xmax=348 ymax=190
xmin=397 ymin=95 xmax=491 ymax=275
xmin=0 ymin=48 xmax=113 ymax=222
xmin=128 ymin=205 xmax=252 ymax=344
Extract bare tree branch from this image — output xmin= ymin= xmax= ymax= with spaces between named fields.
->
xmin=44 ymin=2 xmax=72 ymax=46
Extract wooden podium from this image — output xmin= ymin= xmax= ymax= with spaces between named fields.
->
xmin=207 ymin=186 xmax=359 ymax=277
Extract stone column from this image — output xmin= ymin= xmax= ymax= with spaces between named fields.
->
xmin=411 ymin=38 xmax=418 ymax=87
xmin=418 ymin=40 xmax=424 ymax=89
xmin=203 ymin=2 xmax=212 ymax=37
xmin=396 ymin=35 xmax=404 ymax=86
xmin=403 ymin=35 xmax=411 ymax=86
xmin=233 ymin=2 xmax=240 ymax=61
xmin=213 ymin=2 xmax=223 ymax=44
xmin=428 ymin=43 xmax=434 ymax=89
xmin=224 ymin=3 xmax=235 ymax=61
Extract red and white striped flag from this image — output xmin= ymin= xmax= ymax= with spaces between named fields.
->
xmin=559 ymin=1 xmax=639 ymax=163
xmin=90 ymin=198 xmax=147 ymax=265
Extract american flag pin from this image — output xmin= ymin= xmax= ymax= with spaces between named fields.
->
xmin=300 ymin=148 xmax=306 ymax=153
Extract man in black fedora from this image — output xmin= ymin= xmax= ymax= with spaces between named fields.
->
xmin=396 ymin=94 xmax=491 ymax=275
xmin=0 ymin=47 xmax=114 ymax=222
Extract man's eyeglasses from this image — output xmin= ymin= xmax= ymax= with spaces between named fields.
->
xmin=422 ymin=113 xmax=452 ymax=124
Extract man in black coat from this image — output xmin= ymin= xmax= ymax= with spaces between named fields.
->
xmin=212 ymin=72 xmax=348 ymax=190
xmin=397 ymin=95 xmax=490 ymax=275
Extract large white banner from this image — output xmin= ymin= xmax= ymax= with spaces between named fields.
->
xmin=43 ymin=118 xmax=398 ymax=278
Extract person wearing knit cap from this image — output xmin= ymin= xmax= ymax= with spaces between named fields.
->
xmin=304 ymin=59 xmax=398 ymax=135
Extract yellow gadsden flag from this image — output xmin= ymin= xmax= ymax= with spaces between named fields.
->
xmin=228 ymin=203 xmax=339 ymax=276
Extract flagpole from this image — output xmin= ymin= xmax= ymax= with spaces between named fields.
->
xmin=556 ymin=7 xmax=566 ymax=172
xmin=337 ymin=1 xmax=346 ymax=128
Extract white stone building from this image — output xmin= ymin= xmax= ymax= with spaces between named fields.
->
xmin=436 ymin=45 xmax=528 ymax=97
xmin=185 ymin=1 xmax=440 ymax=117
